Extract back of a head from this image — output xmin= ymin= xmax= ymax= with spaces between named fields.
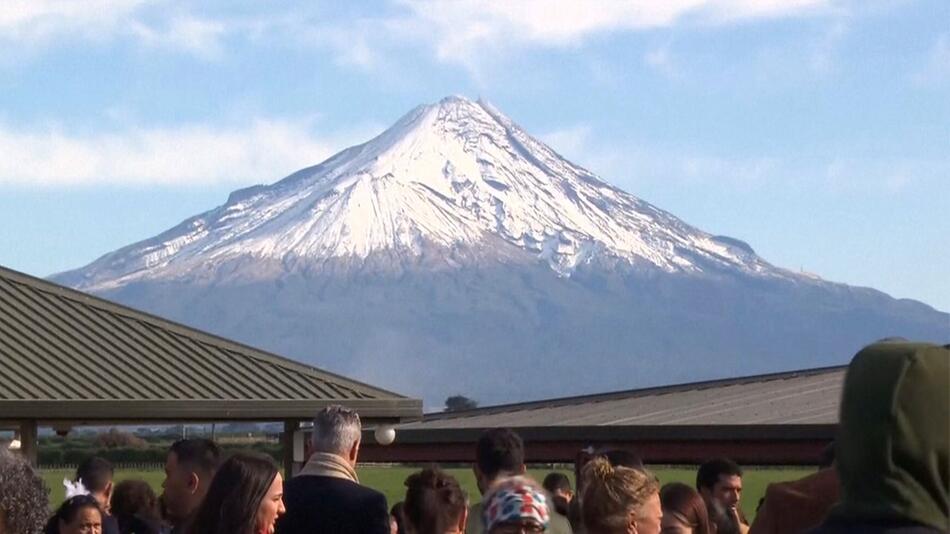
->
xmin=111 ymin=479 xmax=160 ymax=521
xmin=187 ymin=452 xmax=278 ymax=534
xmin=581 ymin=456 xmax=659 ymax=534
xmin=601 ymin=449 xmax=644 ymax=470
xmin=660 ymin=482 xmax=712 ymax=534
xmin=403 ymin=467 xmax=467 ymax=534
xmin=169 ymin=438 xmax=221 ymax=478
xmin=832 ymin=340 xmax=949 ymax=530
xmin=0 ymin=449 xmax=50 ymax=534
xmin=76 ymin=456 xmax=114 ymax=494
xmin=476 ymin=428 xmax=524 ymax=480
xmin=543 ymin=472 xmax=573 ymax=516
xmin=312 ymin=405 xmax=362 ymax=455
xmin=696 ymin=458 xmax=742 ymax=493
xmin=543 ymin=472 xmax=572 ymax=495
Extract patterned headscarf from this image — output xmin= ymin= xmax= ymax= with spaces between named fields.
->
xmin=483 ymin=476 xmax=550 ymax=531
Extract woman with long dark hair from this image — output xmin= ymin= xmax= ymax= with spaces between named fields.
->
xmin=660 ymin=482 xmax=712 ymax=534
xmin=186 ymin=453 xmax=285 ymax=534
xmin=45 ymin=495 xmax=103 ymax=534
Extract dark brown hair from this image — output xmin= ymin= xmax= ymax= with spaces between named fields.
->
xmin=169 ymin=439 xmax=221 ymax=478
xmin=403 ymin=467 xmax=467 ymax=534
xmin=112 ymin=479 xmax=162 ymax=529
xmin=75 ymin=457 xmax=113 ymax=493
xmin=660 ymin=482 xmax=712 ymax=534
xmin=186 ymin=452 xmax=278 ymax=534
xmin=696 ymin=458 xmax=742 ymax=492
xmin=475 ymin=428 xmax=524 ymax=480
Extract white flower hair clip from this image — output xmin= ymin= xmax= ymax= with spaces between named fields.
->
xmin=63 ymin=478 xmax=90 ymax=499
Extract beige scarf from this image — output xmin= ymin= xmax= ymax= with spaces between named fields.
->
xmin=297 ymin=452 xmax=359 ymax=483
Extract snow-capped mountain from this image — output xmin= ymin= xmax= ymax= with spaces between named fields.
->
xmin=54 ymin=96 xmax=948 ymax=405
xmin=63 ymin=96 xmax=781 ymax=291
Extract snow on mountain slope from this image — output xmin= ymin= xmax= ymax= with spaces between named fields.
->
xmin=62 ymin=96 xmax=790 ymax=291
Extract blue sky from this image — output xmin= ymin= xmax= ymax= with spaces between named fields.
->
xmin=1 ymin=0 xmax=948 ymax=311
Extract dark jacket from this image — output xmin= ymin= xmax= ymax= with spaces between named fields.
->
xmin=811 ymin=341 xmax=949 ymax=534
xmin=103 ymin=514 xmax=120 ymax=534
xmin=749 ymin=468 xmax=840 ymax=534
xmin=276 ymin=475 xmax=390 ymax=534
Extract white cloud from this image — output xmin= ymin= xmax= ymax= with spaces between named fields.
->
xmin=0 ymin=1 xmax=839 ymax=71
xmin=129 ymin=15 xmax=228 ymax=59
xmin=0 ymin=0 xmax=230 ymax=60
xmin=395 ymin=0 xmax=831 ymax=67
xmin=913 ymin=34 xmax=950 ymax=87
xmin=541 ymin=123 xmax=945 ymax=196
xmin=0 ymin=120 xmax=381 ymax=187
xmin=0 ymin=0 xmax=148 ymax=43
xmin=644 ymin=44 xmax=682 ymax=78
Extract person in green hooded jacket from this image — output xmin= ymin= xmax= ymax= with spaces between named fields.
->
xmin=811 ymin=340 xmax=949 ymax=533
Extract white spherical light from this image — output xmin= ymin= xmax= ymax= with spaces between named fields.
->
xmin=374 ymin=425 xmax=396 ymax=446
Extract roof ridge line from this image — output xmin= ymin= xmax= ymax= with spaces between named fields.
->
xmin=422 ymin=365 xmax=848 ymax=420
xmin=0 ymin=265 xmax=409 ymax=400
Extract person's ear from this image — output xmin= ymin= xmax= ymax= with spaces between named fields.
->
xmin=627 ymin=512 xmax=638 ymax=534
xmin=348 ymin=438 xmax=360 ymax=465
xmin=458 ymin=506 xmax=469 ymax=532
xmin=187 ymin=472 xmax=200 ymax=494
xmin=105 ymin=480 xmax=114 ymax=500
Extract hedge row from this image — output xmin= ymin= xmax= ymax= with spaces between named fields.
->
xmin=38 ymin=442 xmax=282 ymax=466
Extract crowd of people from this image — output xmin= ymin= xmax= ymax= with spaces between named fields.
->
xmin=0 ymin=340 xmax=946 ymax=534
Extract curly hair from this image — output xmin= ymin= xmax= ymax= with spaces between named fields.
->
xmin=0 ymin=449 xmax=50 ymax=534
xmin=580 ymin=456 xmax=659 ymax=534
xmin=112 ymin=479 xmax=162 ymax=528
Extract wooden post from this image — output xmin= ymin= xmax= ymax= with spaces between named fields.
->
xmin=19 ymin=419 xmax=38 ymax=467
xmin=282 ymin=420 xmax=300 ymax=478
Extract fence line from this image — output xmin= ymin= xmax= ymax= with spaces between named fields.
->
xmin=39 ymin=462 xmax=165 ymax=471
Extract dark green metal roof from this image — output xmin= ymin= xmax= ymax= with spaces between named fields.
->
xmin=0 ymin=266 xmax=421 ymax=421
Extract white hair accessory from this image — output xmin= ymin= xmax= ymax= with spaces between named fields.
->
xmin=64 ymin=478 xmax=90 ymax=499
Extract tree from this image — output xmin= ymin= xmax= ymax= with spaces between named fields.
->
xmin=444 ymin=395 xmax=478 ymax=412
xmin=94 ymin=428 xmax=148 ymax=449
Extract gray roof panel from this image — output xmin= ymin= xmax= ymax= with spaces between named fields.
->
xmin=402 ymin=367 xmax=845 ymax=428
xmin=0 ymin=266 xmax=421 ymax=420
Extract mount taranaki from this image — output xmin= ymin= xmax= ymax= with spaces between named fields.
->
xmin=54 ymin=97 xmax=948 ymax=406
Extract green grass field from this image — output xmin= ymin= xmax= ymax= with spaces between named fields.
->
xmin=41 ymin=465 xmax=813 ymax=521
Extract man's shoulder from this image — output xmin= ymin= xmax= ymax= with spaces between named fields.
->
xmin=549 ymin=512 xmax=574 ymax=534
xmin=465 ymin=501 xmax=485 ymax=534
xmin=286 ymin=475 xmax=385 ymax=502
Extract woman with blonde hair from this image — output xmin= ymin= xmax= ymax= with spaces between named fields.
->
xmin=580 ymin=456 xmax=662 ymax=534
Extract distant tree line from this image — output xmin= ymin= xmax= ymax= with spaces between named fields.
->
xmin=36 ymin=430 xmax=281 ymax=466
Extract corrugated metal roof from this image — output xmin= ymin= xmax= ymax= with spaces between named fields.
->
xmin=401 ymin=367 xmax=845 ymax=429
xmin=0 ymin=266 xmax=421 ymax=420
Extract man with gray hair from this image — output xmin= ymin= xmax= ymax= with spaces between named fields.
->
xmin=277 ymin=405 xmax=390 ymax=534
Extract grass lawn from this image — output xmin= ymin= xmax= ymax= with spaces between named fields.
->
xmin=41 ymin=464 xmax=813 ymax=521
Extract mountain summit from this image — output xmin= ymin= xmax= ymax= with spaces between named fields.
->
xmin=62 ymin=96 xmax=777 ymax=291
xmin=55 ymin=96 xmax=948 ymax=405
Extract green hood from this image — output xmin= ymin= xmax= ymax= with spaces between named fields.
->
xmin=832 ymin=340 xmax=949 ymax=530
